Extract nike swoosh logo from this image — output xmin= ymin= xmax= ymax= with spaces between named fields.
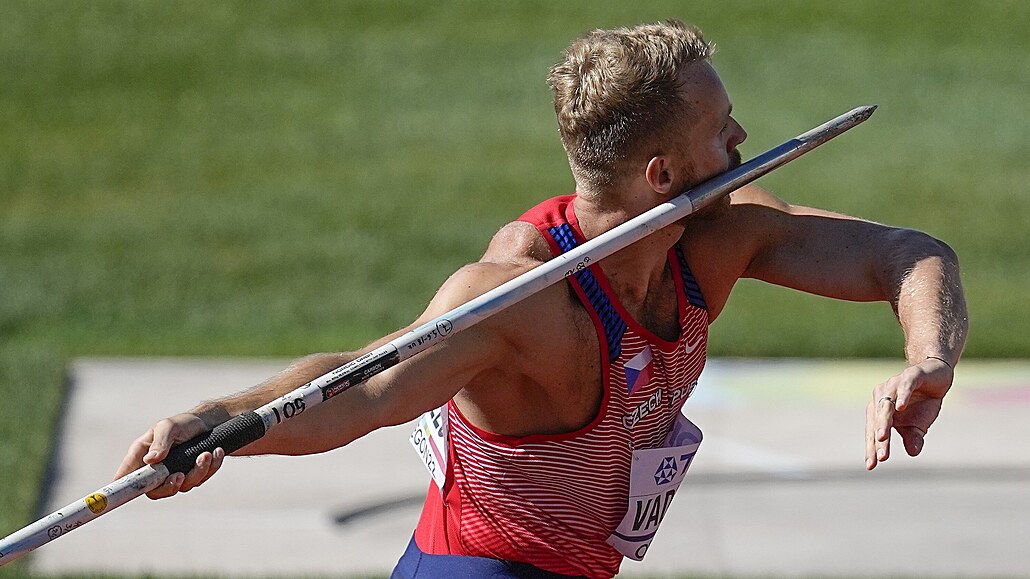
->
xmin=682 ymin=336 xmax=702 ymax=354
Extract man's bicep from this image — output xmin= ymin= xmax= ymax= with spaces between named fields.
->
xmin=354 ymin=262 xmax=522 ymax=428
xmin=358 ymin=260 xmax=528 ymax=352
xmin=366 ymin=324 xmax=505 ymax=427
xmin=740 ymin=199 xmax=896 ymax=302
xmin=287 ymin=266 xmax=514 ymax=453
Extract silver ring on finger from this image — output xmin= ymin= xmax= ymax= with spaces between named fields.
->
xmin=879 ymin=396 xmax=894 ymax=405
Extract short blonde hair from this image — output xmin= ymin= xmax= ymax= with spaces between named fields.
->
xmin=547 ymin=20 xmax=714 ymax=192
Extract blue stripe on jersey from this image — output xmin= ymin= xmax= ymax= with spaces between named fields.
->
xmin=547 ymin=224 xmax=627 ymax=362
xmin=674 ymin=244 xmax=707 ymax=310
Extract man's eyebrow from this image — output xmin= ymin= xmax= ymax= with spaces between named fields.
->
xmin=727 ymin=103 xmax=734 ymax=117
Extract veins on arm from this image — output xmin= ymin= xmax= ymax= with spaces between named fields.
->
xmin=191 ymin=353 xmax=353 ymax=429
xmin=884 ymin=232 xmax=967 ymax=364
xmin=729 ymin=185 xmax=967 ymax=363
xmin=192 ymin=221 xmax=549 ymax=457
xmin=196 ymin=256 xmax=527 ymax=457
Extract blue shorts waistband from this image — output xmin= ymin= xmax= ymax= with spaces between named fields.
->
xmin=391 ymin=535 xmax=589 ymax=579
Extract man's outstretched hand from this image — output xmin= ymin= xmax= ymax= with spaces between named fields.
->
xmin=114 ymin=413 xmax=226 ymax=499
xmin=865 ymin=357 xmax=954 ymax=470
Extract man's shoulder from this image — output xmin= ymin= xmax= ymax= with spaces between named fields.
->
xmin=677 ymin=185 xmax=793 ymax=319
xmin=433 ymin=219 xmax=559 ymax=317
xmin=482 ymin=220 xmax=553 ymax=266
xmin=680 ymin=185 xmax=791 ymax=247
xmin=452 ymin=219 xmax=585 ymax=340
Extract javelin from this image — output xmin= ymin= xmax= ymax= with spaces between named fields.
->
xmin=0 ymin=105 xmax=876 ymax=566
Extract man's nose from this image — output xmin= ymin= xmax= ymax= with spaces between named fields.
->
xmin=727 ymin=117 xmax=747 ymax=151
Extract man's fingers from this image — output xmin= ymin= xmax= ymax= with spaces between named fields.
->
xmin=142 ymin=447 xmax=226 ymax=499
xmin=144 ymin=419 xmax=176 ymax=464
xmin=898 ymin=425 xmax=926 ymax=457
xmin=876 ymin=394 xmax=895 ymax=442
xmin=119 ymin=414 xmax=218 ymax=500
xmin=875 ymin=393 xmax=896 ymax=463
xmin=114 ymin=414 xmax=202 ymax=498
xmin=897 ymin=358 xmax=952 ymax=412
xmin=865 ymin=401 xmax=877 ymax=470
xmin=866 ymin=388 xmax=897 ymax=469
xmin=146 ymin=473 xmax=185 ymax=500
xmin=864 ymin=361 xmax=951 ymax=471
xmin=209 ymin=447 xmax=226 ymax=478
xmin=894 ymin=379 xmax=914 ymax=412
xmin=179 ymin=451 xmax=217 ymax=492
xmin=114 ymin=436 xmax=153 ymax=480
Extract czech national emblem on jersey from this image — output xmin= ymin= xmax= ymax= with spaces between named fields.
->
xmin=624 ymin=345 xmax=654 ymax=395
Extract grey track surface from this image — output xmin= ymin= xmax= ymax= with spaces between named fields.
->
xmin=26 ymin=358 xmax=1030 ymax=577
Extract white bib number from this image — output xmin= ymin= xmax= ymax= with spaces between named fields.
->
xmin=409 ymin=404 xmax=449 ymax=492
xmin=607 ymin=413 xmax=702 ymax=560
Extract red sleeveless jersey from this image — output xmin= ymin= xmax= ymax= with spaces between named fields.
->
xmin=413 ymin=194 xmax=709 ymax=578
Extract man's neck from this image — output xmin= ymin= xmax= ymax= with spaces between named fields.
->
xmin=573 ymin=192 xmax=683 ymax=306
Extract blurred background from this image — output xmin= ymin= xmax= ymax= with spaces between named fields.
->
xmin=2 ymin=1 xmax=1027 ymax=577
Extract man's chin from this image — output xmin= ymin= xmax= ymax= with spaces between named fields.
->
xmin=728 ymin=149 xmax=742 ymax=170
xmin=684 ymin=151 xmax=743 ymax=191
xmin=675 ymin=150 xmax=743 ymax=225
xmin=678 ymin=191 xmax=732 ymax=225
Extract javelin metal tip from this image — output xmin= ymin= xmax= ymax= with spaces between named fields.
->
xmin=794 ymin=105 xmax=877 ymax=146
xmin=843 ymin=105 xmax=877 ymax=125
xmin=856 ymin=104 xmax=878 ymax=119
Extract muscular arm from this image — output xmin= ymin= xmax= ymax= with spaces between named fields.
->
xmin=737 ymin=185 xmax=967 ymax=365
xmin=689 ymin=184 xmax=968 ymax=469
xmin=115 ymin=260 xmax=526 ymax=495
xmin=737 ymin=184 xmax=968 ymax=364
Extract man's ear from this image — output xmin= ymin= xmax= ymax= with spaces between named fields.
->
xmin=644 ymin=156 xmax=675 ymax=197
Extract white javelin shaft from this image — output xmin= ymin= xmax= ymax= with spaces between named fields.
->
xmin=0 ymin=105 xmax=874 ymax=567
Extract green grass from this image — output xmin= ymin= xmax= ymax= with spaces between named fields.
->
xmin=2 ymin=1 xmax=1028 ymax=576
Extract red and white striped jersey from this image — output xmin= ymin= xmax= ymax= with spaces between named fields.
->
xmin=412 ymin=194 xmax=708 ymax=578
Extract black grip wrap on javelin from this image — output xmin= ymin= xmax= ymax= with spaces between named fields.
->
xmin=161 ymin=411 xmax=266 ymax=475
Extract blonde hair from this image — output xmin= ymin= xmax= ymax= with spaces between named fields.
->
xmin=547 ymin=20 xmax=714 ymax=193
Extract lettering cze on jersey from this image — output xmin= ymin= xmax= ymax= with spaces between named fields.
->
xmin=622 ymin=389 xmax=664 ymax=430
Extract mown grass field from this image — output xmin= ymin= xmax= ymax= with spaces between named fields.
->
xmin=2 ymin=1 xmax=1028 ymax=576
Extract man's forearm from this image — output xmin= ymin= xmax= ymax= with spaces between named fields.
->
xmin=188 ymin=352 xmax=357 ymax=453
xmin=889 ymin=231 xmax=968 ymax=366
xmin=190 ymin=353 xmax=352 ymax=423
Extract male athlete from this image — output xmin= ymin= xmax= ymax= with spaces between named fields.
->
xmin=115 ymin=20 xmax=968 ymax=579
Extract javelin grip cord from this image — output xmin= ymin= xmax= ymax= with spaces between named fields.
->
xmin=0 ymin=105 xmax=875 ymax=567
xmin=161 ymin=411 xmax=266 ymax=475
